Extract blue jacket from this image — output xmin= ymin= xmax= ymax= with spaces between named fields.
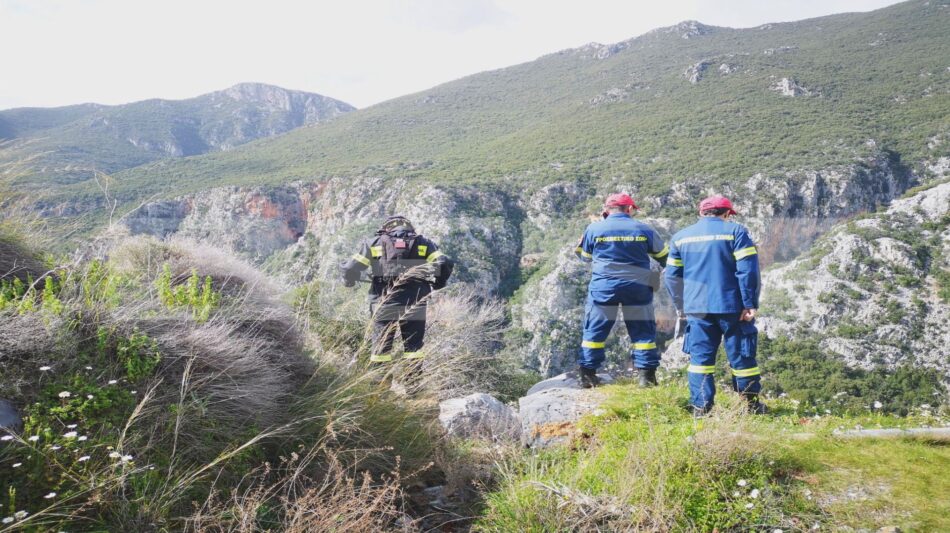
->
xmin=664 ymin=217 xmax=760 ymax=314
xmin=575 ymin=213 xmax=668 ymax=289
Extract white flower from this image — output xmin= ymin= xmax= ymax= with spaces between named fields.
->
xmin=131 ymin=391 xmax=137 ymax=394
xmin=66 ymin=424 xmax=77 ymax=429
xmin=39 ymin=366 xmax=52 ymax=371
xmin=86 ymin=395 xmax=94 ymax=400
xmin=2 ymin=517 xmax=13 ymax=524
xmin=63 ymin=431 xmax=78 ymax=439
xmin=108 ymin=451 xmax=121 ymax=459
xmin=732 ymin=491 xmax=740 ymax=497
xmin=14 ymin=511 xmax=28 ymax=519
xmin=922 ymin=404 xmax=932 ymax=409
xmin=737 ymin=479 xmax=748 ymax=487
xmin=750 ymin=488 xmax=760 ymax=499
xmin=745 ymin=503 xmax=754 ymax=509
xmin=812 ymin=524 xmax=821 ymax=530
xmin=50 ymin=445 xmax=62 ymax=450
xmin=873 ymin=401 xmax=883 ymax=409
xmin=0 ymin=435 xmax=13 ymax=441
xmin=78 ymin=456 xmax=90 ymax=462
xmin=58 ymin=391 xmax=71 ymax=398
xmin=85 ymin=366 xmax=93 ymax=370
xmin=121 ymin=455 xmax=133 ymax=462
xmin=107 ymin=380 xmax=118 ymax=385
xmin=43 ymin=492 xmax=56 ymax=499
xmin=78 ymin=436 xmax=88 ymax=442
xmin=28 ymin=435 xmax=39 ymax=442
xmin=773 ymin=530 xmax=784 ymax=533
xmin=12 ymin=463 xmax=22 ymax=468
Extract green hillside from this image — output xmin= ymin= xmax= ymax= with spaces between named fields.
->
xmin=18 ymin=0 xmax=948 ymax=223
xmin=0 ymin=83 xmax=354 ymax=192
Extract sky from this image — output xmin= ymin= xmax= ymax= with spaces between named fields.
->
xmin=0 ymin=0 xmax=903 ymax=110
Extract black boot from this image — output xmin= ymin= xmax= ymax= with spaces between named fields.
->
xmin=745 ymin=396 xmax=769 ymax=415
xmin=691 ymin=405 xmax=711 ymax=418
xmin=638 ymin=368 xmax=658 ymax=387
xmin=579 ymin=367 xmax=601 ymax=389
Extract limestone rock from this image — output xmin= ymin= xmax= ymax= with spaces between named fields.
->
xmin=438 ymin=393 xmax=521 ymax=442
xmin=519 ymin=372 xmax=610 ymax=448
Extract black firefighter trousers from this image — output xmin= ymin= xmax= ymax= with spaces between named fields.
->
xmin=369 ymin=302 xmax=427 ymax=363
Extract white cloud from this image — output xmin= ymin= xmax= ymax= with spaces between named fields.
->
xmin=0 ymin=0 xmax=903 ymax=110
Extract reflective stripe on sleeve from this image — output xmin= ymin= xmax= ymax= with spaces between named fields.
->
xmin=417 ymin=245 xmax=428 ymax=256
xmin=427 ymin=250 xmax=445 ymax=262
xmin=370 ymin=246 xmax=383 ymax=258
xmin=404 ymin=351 xmax=425 ymax=360
xmin=633 ymin=342 xmax=657 ymax=350
xmin=582 ymin=340 xmax=605 ymax=349
xmin=734 ymin=246 xmax=758 ymax=260
xmin=669 ymin=258 xmax=684 ymax=267
xmin=352 ymin=254 xmax=371 ymax=267
xmin=731 ymin=367 xmax=761 ymax=377
xmin=575 ymin=247 xmax=592 ymax=258
xmin=687 ymin=364 xmax=716 ymax=374
xmin=649 ymin=245 xmax=670 ymax=259
xmin=370 ymin=354 xmax=393 ymax=363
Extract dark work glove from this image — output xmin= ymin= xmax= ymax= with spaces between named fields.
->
xmin=344 ymin=278 xmax=356 ymax=288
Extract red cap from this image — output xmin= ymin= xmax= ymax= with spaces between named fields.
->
xmin=698 ymin=195 xmax=737 ymax=215
xmin=604 ymin=193 xmax=638 ymax=209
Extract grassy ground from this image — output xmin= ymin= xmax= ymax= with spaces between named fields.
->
xmin=477 ymin=381 xmax=950 ymax=532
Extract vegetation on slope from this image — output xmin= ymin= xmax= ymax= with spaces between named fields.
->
xmin=478 ymin=383 xmax=950 ymax=532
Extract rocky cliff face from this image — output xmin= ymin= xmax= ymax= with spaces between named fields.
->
xmin=122 ymin=153 xmax=919 ymax=376
xmin=761 ymin=181 xmax=950 ymax=380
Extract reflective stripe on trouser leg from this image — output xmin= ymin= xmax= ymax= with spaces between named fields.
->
xmin=578 ymin=296 xmax=618 ymax=370
xmin=403 ymin=351 xmax=425 ymax=360
xmin=685 ymin=315 xmax=723 ymax=410
xmin=370 ymin=353 xmax=393 ymax=363
xmin=623 ymin=302 xmax=659 ymax=369
xmin=722 ymin=315 xmax=761 ymax=396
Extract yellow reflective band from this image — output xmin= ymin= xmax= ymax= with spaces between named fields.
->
xmin=675 ymin=234 xmax=734 ymax=247
xmin=669 ymin=258 xmax=684 ymax=267
xmin=352 ymin=254 xmax=371 ymax=267
xmin=582 ymin=340 xmax=605 ymax=349
xmin=688 ymin=365 xmax=716 ymax=374
xmin=734 ymin=246 xmax=758 ymax=260
xmin=403 ymin=351 xmax=425 ymax=360
xmin=575 ymin=247 xmax=593 ymax=258
xmin=417 ymin=245 xmax=428 ymax=256
xmin=427 ymin=250 xmax=445 ymax=262
xmin=594 ymin=235 xmax=648 ymax=243
xmin=649 ymin=244 xmax=670 ymax=258
xmin=370 ymin=354 xmax=393 ymax=363
xmin=633 ymin=342 xmax=657 ymax=350
xmin=370 ymin=246 xmax=383 ymax=258
xmin=732 ymin=367 xmax=761 ymax=377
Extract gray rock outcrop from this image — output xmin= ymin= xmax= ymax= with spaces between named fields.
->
xmin=519 ymin=372 xmax=611 ymax=448
xmin=438 ymin=393 xmax=520 ymax=442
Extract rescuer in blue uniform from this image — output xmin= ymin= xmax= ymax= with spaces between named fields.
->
xmin=664 ymin=195 xmax=766 ymax=416
xmin=575 ymin=193 xmax=669 ymax=388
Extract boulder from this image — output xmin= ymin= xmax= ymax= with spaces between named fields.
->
xmin=519 ymin=372 xmax=610 ymax=448
xmin=438 ymin=393 xmax=520 ymax=442
xmin=0 ymin=399 xmax=22 ymax=434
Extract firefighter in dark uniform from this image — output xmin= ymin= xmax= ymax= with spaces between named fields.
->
xmin=340 ymin=215 xmax=454 ymax=367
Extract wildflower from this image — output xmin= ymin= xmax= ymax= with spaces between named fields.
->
xmin=131 ymin=390 xmax=137 ymax=394
xmin=12 ymin=463 xmax=22 ymax=468
xmin=873 ymin=401 xmax=883 ymax=409
xmin=750 ymin=488 xmax=760 ymax=499
xmin=63 ymin=431 xmax=78 ymax=439
xmin=44 ymin=492 xmax=56 ymax=499
xmin=14 ymin=511 xmax=28 ymax=519
xmin=85 ymin=366 xmax=93 ymax=370
xmin=58 ymin=391 xmax=71 ymax=398
xmin=78 ymin=456 xmax=90 ymax=462
xmin=28 ymin=435 xmax=39 ymax=442
xmin=50 ymin=445 xmax=62 ymax=450
xmin=922 ymin=404 xmax=932 ymax=409
xmin=774 ymin=530 xmax=784 ymax=533
xmin=108 ymin=452 xmax=121 ymax=459
xmin=745 ymin=503 xmax=754 ymax=509
xmin=40 ymin=366 xmax=52 ymax=371
xmin=0 ymin=435 xmax=13 ymax=441
xmin=78 ymin=436 xmax=88 ymax=442
xmin=107 ymin=380 xmax=118 ymax=385
xmin=1 ymin=517 xmax=12 ymax=524
xmin=732 ymin=490 xmax=740 ymax=497
xmin=66 ymin=424 xmax=77 ymax=429
xmin=86 ymin=395 xmax=94 ymax=400
xmin=737 ymin=479 xmax=748 ymax=487
xmin=121 ymin=455 xmax=133 ymax=462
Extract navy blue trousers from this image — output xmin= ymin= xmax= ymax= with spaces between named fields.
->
xmin=578 ymin=284 xmax=659 ymax=371
xmin=684 ymin=313 xmax=761 ymax=410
